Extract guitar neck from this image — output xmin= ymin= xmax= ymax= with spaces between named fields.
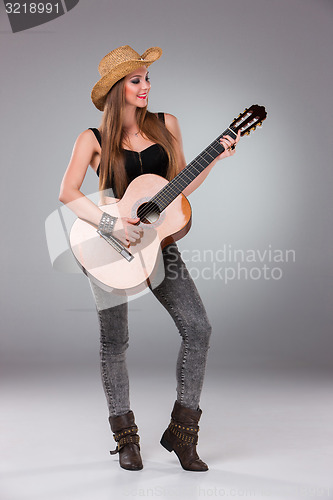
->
xmin=151 ymin=126 xmax=237 ymax=212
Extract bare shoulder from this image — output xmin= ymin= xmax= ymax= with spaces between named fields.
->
xmin=164 ymin=113 xmax=182 ymax=138
xmin=63 ymin=129 xmax=101 ymax=176
xmin=164 ymin=113 xmax=179 ymax=128
xmin=163 ymin=114 xmax=186 ymax=170
xmin=69 ymin=129 xmax=101 ymax=169
xmin=75 ymin=128 xmax=101 ymax=153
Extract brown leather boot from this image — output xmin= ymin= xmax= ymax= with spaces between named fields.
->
xmin=109 ymin=410 xmax=143 ymax=470
xmin=160 ymin=401 xmax=208 ymax=471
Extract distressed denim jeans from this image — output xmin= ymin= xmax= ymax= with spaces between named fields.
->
xmin=89 ymin=243 xmax=212 ymax=417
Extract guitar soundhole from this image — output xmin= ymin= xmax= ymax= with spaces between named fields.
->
xmin=137 ymin=202 xmax=161 ymax=224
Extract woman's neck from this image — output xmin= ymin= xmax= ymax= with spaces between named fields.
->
xmin=123 ymin=105 xmax=138 ymax=132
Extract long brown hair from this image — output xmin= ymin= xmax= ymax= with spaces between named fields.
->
xmin=99 ymin=78 xmax=178 ymax=198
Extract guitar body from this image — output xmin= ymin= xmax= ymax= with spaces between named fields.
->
xmin=70 ymin=174 xmax=192 ymax=295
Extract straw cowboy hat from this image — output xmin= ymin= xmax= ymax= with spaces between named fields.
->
xmin=91 ymin=45 xmax=162 ymax=111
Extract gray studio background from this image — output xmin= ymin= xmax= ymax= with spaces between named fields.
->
xmin=1 ymin=0 xmax=332 ymax=385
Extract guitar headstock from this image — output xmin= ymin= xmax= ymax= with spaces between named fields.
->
xmin=230 ymin=104 xmax=267 ymax=136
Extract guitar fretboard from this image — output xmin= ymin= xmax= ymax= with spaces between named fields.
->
xmin=151 ymin=126 xmax=237 ymax=213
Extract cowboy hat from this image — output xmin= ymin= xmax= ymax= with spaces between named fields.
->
xmin=91 ymin=45 xmax=162 ymax=111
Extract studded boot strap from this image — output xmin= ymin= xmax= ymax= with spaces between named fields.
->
xmin=168 ymin=420 xmax=199 ymax=447
xmin=110 ymin=425 xmax=140 ymax=455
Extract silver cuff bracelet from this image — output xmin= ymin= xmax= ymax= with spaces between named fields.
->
xmin=98 ymin=212 xmax=117 ymax=234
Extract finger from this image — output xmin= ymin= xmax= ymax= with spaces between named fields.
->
xmin=225 ymin=135 xmax=238 ymax=146
xmin=130 ymin=225 xmax=143 ymax=235
xmin=118 ymin=235 xmax=129 ymax=246
xmin=220 ymin=138 xmax=232 ymax=150
xmin=130 ymin=228 xmax=142 ymax=239
xmin=127 ymin=234 xmax=136 ymax=242
xmin=221 ymin=135 xmax=234 ymax=144
xmin=126 ymin=217 xmax=140 ymax=225
xmin=131 ymin=232 xmax=141 ymax=240
xmin=220 ymin=136 xmax=232 ymax=145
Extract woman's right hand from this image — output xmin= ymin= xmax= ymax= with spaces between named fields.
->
xmin=113 ymin=217 xmax=143 ymax=246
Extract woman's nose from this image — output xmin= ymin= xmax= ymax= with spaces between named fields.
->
xmin=142 ymin=80 xmax=151 ymax=90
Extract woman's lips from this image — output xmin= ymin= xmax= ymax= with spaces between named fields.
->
xmin=137 ymin=94 xmax=147 ymax=99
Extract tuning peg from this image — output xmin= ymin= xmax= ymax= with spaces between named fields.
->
xmin=245 ymin=130 xmax=251 ymax=136
xmin=258 ymin=122 xmax=262 ymax=127
xmin=251 ymin=126 xmax=256 ymax=131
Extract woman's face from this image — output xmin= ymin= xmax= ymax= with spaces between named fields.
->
xmin=124 ymin=66 xmax=151 ymax=108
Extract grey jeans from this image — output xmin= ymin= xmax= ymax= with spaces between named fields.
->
xmin=89 ymin=243 xmax=212 ymax=417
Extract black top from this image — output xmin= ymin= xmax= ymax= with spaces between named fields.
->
xmin=89 ymin=113 xmax=168 ymax=197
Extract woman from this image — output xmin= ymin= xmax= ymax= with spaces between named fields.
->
xmin=59 ymin=45 xmax=239 ymax=472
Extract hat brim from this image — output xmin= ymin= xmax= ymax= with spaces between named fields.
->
xmin=91 ymin=47 xmax=162 ymax=111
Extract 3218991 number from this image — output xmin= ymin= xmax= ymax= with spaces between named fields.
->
xmin=5 ymin=3 xmax=60 ymax=14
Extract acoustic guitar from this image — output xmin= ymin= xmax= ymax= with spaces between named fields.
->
xmin=69 ymin=104 xmax=267 ymax=295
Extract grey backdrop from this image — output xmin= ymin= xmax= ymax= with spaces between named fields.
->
xmin=0 ymin=0 xmax=332 ymax=380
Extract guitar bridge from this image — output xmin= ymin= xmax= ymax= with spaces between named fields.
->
xmin=97 ymin=230 xmax=134 ymax=262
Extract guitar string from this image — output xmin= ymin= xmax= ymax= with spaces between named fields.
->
xmin=137 ymin=128 xmax=237 ymax=220
xmin=137 ymin=133 xmax=233 ymax=220
xmin=137 ymin=142 xmax=224 ymax=220
xmin=137 ymin=112 xmax=260 ymax=220
xmin=138 ymin=110 xmax=266 ymax=220
xmin=146 ymin=130 xmax=230 ymax=203
xmin=156 ymin=146 xmax=218 ymax=203
xmin=153 ymin=118 xmax=261 ymax=210
xmin=137 ymin=141 xmax=223 ymax=220
xmin=154 ymin=126 xmax=239 ymax=200
xmin=124 ymin=109 xmax=264 ymax=229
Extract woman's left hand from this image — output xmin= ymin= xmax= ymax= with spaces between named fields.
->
xmin=217 ymin=130 xmax=241 ymax=159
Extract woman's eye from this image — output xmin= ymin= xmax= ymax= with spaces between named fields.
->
xmin=131 ymin=79 xmax=140 ymax=84
xmin=146 ymin=76 xmax=150 ymax=82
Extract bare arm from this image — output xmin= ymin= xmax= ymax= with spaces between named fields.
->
xmin=59 ymin=129 xmax=105 ymax=226
xmin=164 ymin=113 xmax=240 ymax=197
xmin=59 ymin=130 xmax=141 ymax=244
